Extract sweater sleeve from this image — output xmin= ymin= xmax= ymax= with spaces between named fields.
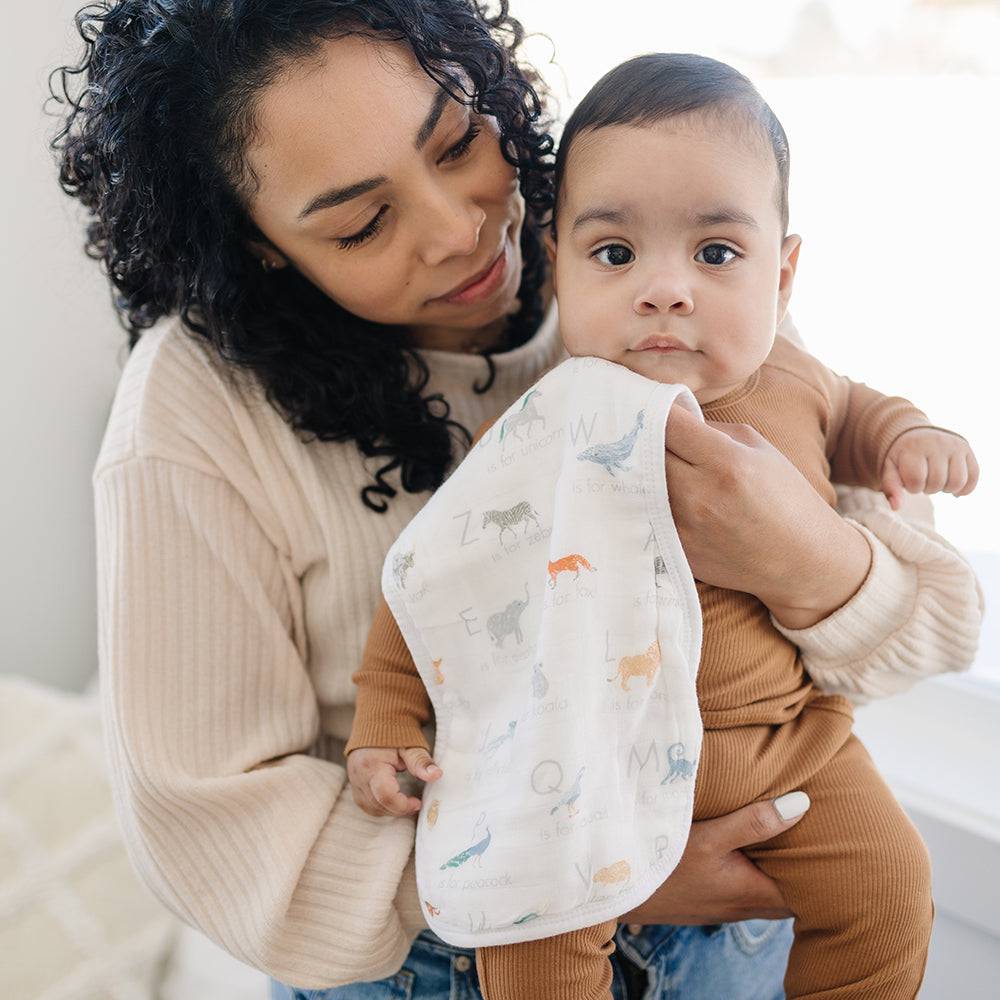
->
xmin=94 ymin=457 xmax=426 ymax=989
xmin=773 ymin=487 xmax=985 ymax=704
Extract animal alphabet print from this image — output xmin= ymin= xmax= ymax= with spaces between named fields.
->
xmin=482 ymin=501 xmax=541 ymax=545
xmin=607 ymin=639 xmax=661 ymax=691
xmin=577 ymin=410 xmax=644 ymax=476
xmin=547 ymin=553 xmax=597 ymax=588
xmin=486 ymin=584 xmax=530 ymax=647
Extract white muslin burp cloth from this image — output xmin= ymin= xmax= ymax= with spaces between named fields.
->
xmin=381 ymin=356 xmax=705 ymax=947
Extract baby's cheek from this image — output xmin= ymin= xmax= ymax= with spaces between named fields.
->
xmin=556 ymin=299 xmax=599 ymax=356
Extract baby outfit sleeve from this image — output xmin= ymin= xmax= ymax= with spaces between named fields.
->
xmin=95 ymin=457 xmax=426 ymax=989
xmin=823 ymin=374 xmax=940 ymax=490
xmin=346 ymin=414 xmax=503 ymax=757
xmin=346 ymin=597 xmax=433 ymax=754
xmin=768 ymin=316 xmax=983 ymax=702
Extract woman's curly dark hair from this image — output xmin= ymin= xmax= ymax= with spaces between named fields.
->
xmin=48 ymin=0 xmax=556 ymax=512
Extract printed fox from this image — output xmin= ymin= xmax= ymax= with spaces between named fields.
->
xmin=547 ymin=553 xmax=597 ymax=588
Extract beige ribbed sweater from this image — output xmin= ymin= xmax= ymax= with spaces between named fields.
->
xmin=94 ymin=304 xmax=983 ymax=989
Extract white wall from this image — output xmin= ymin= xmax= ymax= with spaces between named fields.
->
xmin=2 ymin=2 xmax=126 ymax=692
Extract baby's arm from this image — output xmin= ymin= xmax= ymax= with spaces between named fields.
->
xmin=825 ymin=376 xmax=978 ymax=509
xmin=346 ymin=597 xmax=440 ymax=817
xmin=347 ymin=416 xmax=503 ymax=817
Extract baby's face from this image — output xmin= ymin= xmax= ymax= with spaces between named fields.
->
xmin=550 ymin=115 xmax=801 ymax=404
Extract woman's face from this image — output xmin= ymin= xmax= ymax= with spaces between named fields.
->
xmin=244 ymin=35 xmax=526 ymax=350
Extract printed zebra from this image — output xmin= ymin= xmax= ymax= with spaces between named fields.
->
xmin=482 ymin=500 xmax=541 ymax=545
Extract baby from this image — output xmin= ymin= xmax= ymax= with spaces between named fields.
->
xmin=346 ymin=54 xmax=978 ymax=1000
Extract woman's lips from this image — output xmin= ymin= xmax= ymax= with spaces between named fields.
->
xmin=434 ymin=240 xmax=509 ymax=306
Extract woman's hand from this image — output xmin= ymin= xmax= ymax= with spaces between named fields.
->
xmin=664 ymin=403 xmax=873 ymax=630
xmin=619 ymin=793 xmax=810 ymax=925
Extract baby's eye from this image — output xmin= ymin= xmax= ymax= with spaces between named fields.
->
xmin=593 ymin=244 xmax=635 ymax=267
xmin=695 ymin=243 xmax=740 ymax=266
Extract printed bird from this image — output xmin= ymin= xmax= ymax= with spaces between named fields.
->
xmin=483 ymin=720 xmax=517 ymax=758
xmin=426 ymin=799 xmax=440 ymax=828
xmin=550 ymin=766 xmax=586 ymax=817
xmin=576 ymin=410 xmax=644 ymax=476
xmin=424 ymin=901 xmax=441 ymax=917
xmin=440 ymin=813 xmax=492 ymax=870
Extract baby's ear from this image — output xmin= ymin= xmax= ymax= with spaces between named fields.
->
xmin=777 ymin=234 xmax=802 ymax=324
xmin=543 ymin=228 xmax=558 ymax=292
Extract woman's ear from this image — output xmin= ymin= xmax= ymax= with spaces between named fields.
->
xmin=245 ymin=239 xmax=289 ymax=272
xmin=776 ymin=234 xmax=801 ymax=324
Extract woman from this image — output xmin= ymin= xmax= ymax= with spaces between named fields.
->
xmin=51 ymin=2 xmax=982 ymax=998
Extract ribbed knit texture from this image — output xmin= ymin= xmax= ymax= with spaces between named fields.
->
xmin=94 ymin=309 xmax=983 ymax=989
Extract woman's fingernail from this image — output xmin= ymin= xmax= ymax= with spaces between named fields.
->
xmin=773 ymin=791 xmax=811 ymax=820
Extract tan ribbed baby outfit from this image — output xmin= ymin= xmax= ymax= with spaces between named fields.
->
xmin=348 ymin=333 xmax=948 ymax=1000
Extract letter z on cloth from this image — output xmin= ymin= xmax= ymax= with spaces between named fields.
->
xmin=382 ymin=356 xmax=704 ymax=947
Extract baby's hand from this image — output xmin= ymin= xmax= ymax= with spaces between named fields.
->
xmin=881 ymin=428 xmax=979 ymax=512
xmin=346 ymin=746 xmax=442 ymax=818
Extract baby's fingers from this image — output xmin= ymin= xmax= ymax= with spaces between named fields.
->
xmin=944 ymin=453 xmax=969 ymax=496
xmin=370 ymin=764 xmax=422 ymax=816
xmin=924 ymin=455 xmax=950 ymax=494
xmin=896 ymin=450 xmax=929 ymax=495
xmin=881 ymin=460 xmax=905 ymax=512
xmin=957 ymin=450 xmax=980 ymax=497
xmin=400 ymin=746 xmax=443 ymax=782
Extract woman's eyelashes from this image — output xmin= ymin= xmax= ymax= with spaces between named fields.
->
xmin=439 ymin=120 xmax=482 ymax=165
xmin=337 ymin=204 xmax=389 ymax=250
xmin=335 ymin=120 xmax=483 ymax=250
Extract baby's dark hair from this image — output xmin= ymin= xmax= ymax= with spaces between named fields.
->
xmin=553 ymin=52 xmax=790 ymax=236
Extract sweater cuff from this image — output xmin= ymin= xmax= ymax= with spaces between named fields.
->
xmin=771 ymin=519 xmax=916 ymax=665
xmin=772 ymin=506 xmax=984 ymax=705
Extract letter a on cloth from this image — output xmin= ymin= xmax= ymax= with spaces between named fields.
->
xmin=382 ymin=357 xmax=704 ymax=947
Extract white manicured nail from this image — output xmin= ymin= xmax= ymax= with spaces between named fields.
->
xmin=773 ymin=791 xmax=811 ymax=820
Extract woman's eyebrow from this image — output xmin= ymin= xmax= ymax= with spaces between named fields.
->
xmin=296 ymin=90 xmax=454 ymax=223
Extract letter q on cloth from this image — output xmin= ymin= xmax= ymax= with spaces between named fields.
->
xmin=383 ymin=357 xmax=704 ymax=947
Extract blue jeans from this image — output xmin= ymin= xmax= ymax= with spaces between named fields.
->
xmin=269 ymin=919 xmax=793 ymax=999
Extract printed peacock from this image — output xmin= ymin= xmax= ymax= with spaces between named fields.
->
xmin=440 ymin=813 xmax=492 ymax=870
